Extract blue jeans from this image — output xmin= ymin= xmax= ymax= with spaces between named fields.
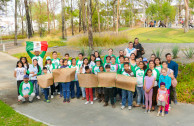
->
xmin=31 ymin=80 xmax=39 ymax=96
xmin=81 ymin=87 xmax=86 ymax=98
xmin=136 ymin=87 xmax=145 ymax=105
xmin=44 ymin=88 xmax=49 ymax=100
xmin=70 ymin=81 xmax=80 ymax=98
xmin=58 ymin=83 xmax=63 ymax=96
xmin=62 ymin=82 xmax=70 ymax=100
xmin=122 ymin=89 xmax=133 ymax=106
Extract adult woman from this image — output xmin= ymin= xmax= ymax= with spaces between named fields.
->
xmin=133 ymin=38 xmax=144 ymax=58
xmin=124 ymin=42 xmax=137 ymax=58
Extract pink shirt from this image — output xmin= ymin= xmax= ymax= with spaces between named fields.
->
xmin=144 ymin=76 xmax=155 ymax=90
xmin=157 ymin=89 xmax=168 ymax=102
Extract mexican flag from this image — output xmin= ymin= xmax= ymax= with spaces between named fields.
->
xmin=26 ymin=41 xmax=48 ymax=51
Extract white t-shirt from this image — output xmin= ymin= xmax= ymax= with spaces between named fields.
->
xmin=125 ymin=48 xmax=136 ymax=57
xmin=81 ymin=65 xmax=91 ymax=74
xmin=22 ymin=82 xmax=31 ymax=95
xmin=136 ymin=69 xmax=144 ymax=87
xmin=89 ymin=61 xmax=95 ymax=69
xmin=32 ymin=56 xmax=43 ymax=69
xmin=15 ymin=67 xmax=25 ymax=80
xmin=152 ymin=69 xmax=158 ymax=86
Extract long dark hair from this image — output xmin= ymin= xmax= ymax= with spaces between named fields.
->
xmin=20 ymin=57 xmax=29 ymax=69
xmin=94 ymin=51 xmax=101 ymax=58
xmin=45 ymin=59 xmax=52 ymax=66
xmin=149 ymin=60 xmax=156 ymax=68
xmin=33 ymin=59 xmax=40 ymax=73
xmin=145 ymin=69 xmax=152 ymax=76
xmin=82 ymin=58 xmax=89 ymax=68
xmin=139 ymin=61 xmax=146 ymax=70
xmin=89 ymin=54 xmax=96 ymax=63
xmin=154 ymin=57 xmax=161 ymax=65
xmin=16 ymin=61 xmax=24 ymax=68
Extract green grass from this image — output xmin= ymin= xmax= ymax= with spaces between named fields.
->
xmin=176 ymin=62 xmax=194 ymax=103
xmin=126 ymin=28 xmax=194 ymax=43
xmin=0 ymin=100 xmax=46 ymax=126
xmin=118 ymin=27 xmax=130 ymax=31
xmin=1 ymin=34 xmax=27 ymax=40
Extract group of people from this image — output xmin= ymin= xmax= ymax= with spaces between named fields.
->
xmin=14 ymin=38 xmax=178 ymax=117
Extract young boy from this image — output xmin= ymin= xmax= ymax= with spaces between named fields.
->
xmin=157 ymin=82 xmax=168 ymax=117
xmin=76 ymin=53 xmax=84 ymax=67
xmin=103 ymin=56 xmax=111 ymax=68
xmin=116 ymin=50 xmax=124 ymax=64
xmin=104 ymin=48 xmax=116 ymax=63
xmin=42 ymin=67 xmax=50 ymax=103
xmin=18 ymin=75 xmax=35 ymax=103
xmin=103 ymin=65 xmax=116 ymax=108
xmin=117 ymin=55 xmax=125 ymax=74
xmin=51 ymin=51 xmax=60 ymax=69
xmin=84 ymin=66 xmax=94 ymax=104
xmin=121 ymin=63 xmax=134 ymax=110
xmin=64 ymin=53 xmax=71 ymax=66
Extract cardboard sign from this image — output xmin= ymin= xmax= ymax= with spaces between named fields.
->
xmin=78 ymin=74 xmax=98 ymax=88
xmin=116 ymin=74 xmax=137 ymax=92
xmin=37 ymin=73 xmax=53 ymax=88
xmin=98 ymin=72 xmax=116 ymax=87
xmin=53 ymin=68 xmax=76 ymax=82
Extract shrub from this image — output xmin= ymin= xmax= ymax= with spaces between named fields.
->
xmin=172 ymin=45 xmax=179 ymax=59
xmin=86 ymin=47 xmax=93 ymax=56
xmin=182 ymin=47 xmax=194 ymax=59
xmin=97 ymin=48 xmax=103 ymax=55
xmin=80 ymin=47 xmax=85 ymax=56
xmin=152 ymin=48 xmax=164 ymax=58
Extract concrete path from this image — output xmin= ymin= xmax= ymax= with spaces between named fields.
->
xmin=0 ymin=52 xmax=194 ymax=126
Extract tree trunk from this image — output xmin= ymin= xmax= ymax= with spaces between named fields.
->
xmin=14 ymin=0 xmax=17 ymax=46
xmin=61 ymin=0 xmax=65 ymax=39
xmin=71 ymin=0 xmax=74 ymax=35
xmin=116 ymin=0 xmax=119 ymax=34
xmin=82 ymin=0 xmax=87 ymax=33
xmin=96 ymin=0 xmax=100 ymax=32
xmin=87 ymin=0 xmax=93 ymax=49
xmin=79 ymin=0 xmax=82 ymax=32
xmin=106 ymin=0 xmax=109 ymax=30
xmin=113 ymin=3 xmax=116 ymax=30
xmin=29 ymin=0 xmax=34 ymax=35
xmin=46 ymin=0 xmax=50 ymax=34
xmin=24 ymin=0 xmax=32 ymax=38
xmin=184 ymin=0 xmax=189 ymax=33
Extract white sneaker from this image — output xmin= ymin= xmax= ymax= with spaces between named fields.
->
xmin=144 ymin=110 xmax=148 ymax=114
xmin=148 ymin=110 xmax=151 ymax=113
xmin=51 ymin=95 xmax=54 ymax=99
xmin=93 ymin=97 xmax=97 ymax=101
xmin=128 ymin=106 xmax=132 ymax=110
xmin=36 ymin=96 xmax=40 ymax=100
xmin=85 ymin=101 xmax=89 ymax=104
xmin=58 ymin=92 xmax=60 ymax=95
xmin=91 ymin=101 xmax=94 ymax=104
xmin=121 ymin=106 xmax=125 ymax=110
xmin=168 ymin=106 xmax=171 ymax=111
xmin=157 ymin=112 xmax=160 ymax=116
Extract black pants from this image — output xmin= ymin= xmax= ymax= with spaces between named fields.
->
xmin=152 ymin=86 xmax=158 ymax=106
xmin=104 ymin=88 xmax=114 ymax=105
xmin=50 ymin=84 xmax=55 ymax=95
xmin=17 ymin=80 xmax=23 ymax=96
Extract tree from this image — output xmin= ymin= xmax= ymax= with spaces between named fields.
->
xmin=82 ymin=0 xmax=87 ymax=33
xmin=61 ymin=0 xmax=67 ymax=39
xmin=116 ymin=0 xmax=119 ymax=34
xmin=71 ymin=0 xmax=74 ymax=35
xmin=78 ymin=0 xmax=82 ymax=32
xmin=14 ymin=0 xmax=17 ymax=46
xmin=96 ymin=0 xmax=101 ymax=32
xmin=46 ymin=0 xmax=50 ymax=34
xmin=24 ymin=0 xmax=32 ymax=38
xmin=87 ymin=0 xmax=93 ymax=49
xmin=18 ymin=0 xmax=25 ymax=36
xmin=184 ymin=0 xmax=189 ymax=32
xmin=0 ymin=0 xmax=10 ymax=10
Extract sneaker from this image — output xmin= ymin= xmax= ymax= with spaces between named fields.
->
xmin=165 ymin=111 xmax=168 ymax=114
xmin=36 ymin=96 xmax=40 ymax=100
xmin=82 ymin=97 xmax=85 ymax=100
xmin=57 ymin=92 xmax=60 ymax=95
xmin=63 ymin=99 xmax=66 ymax=103
xmin=144 ymin=110 xmax=147 ymax=114
xmin=128 ymin=106 xmax=132 ymax=110
xmin=46 ymin=100 xmax=50 ymax=103
xmin=98 ymin=99 xmax=102 ymax=103
xmin=51 ymin=95 xmax=54 ymax=99
xmin=121 ymin=106 xmax=125 ymax=110
xmin=103 ymin=102 xmax=108 ymax=107
xmin=162 ymin=112 xmax=165 ymax=117
xmin=157 ymin=112 xmax=160 ymax=116
xmin=148 ymin=110 xmax=151 ymax=113
xmin=93 ymin=97 xmax=97 ymax=101
xmin=91 ymin=101 xmax=94 ymax=104
xmin=29 ymin=100 xmax=33 ymax=103
xmin=67 ymin=99 xmax=70 ymax=103
xmin=174 ymin=100 xmax=178 ymax=105
xmin=85 ymin=101 xmax=89 ymax=104
xmin=168 ymin=106 xmax=171 ymax=111
xmin=71 ymin=97 xmax=75 ymax=99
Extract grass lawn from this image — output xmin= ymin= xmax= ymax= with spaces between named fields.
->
xmin=0 ymin=100 xmax=46 ymax=126
xmin=127 ymin=28 xmax=194 ymax=43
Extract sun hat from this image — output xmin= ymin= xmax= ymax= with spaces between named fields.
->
xmin=95 ymin=58 xmax=101 ymax=62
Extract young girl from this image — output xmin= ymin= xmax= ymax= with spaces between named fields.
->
xmin=135 ymin=61 xmax=145 ymax=107
xmin=157 ymin=82 xmax=168 ymax=117
xmin=42 ymin=67 xmax=50 ymax=103
xmin=14 ymin=61 xmax=26 ymax=98
xmin=103 ymin=56 xmax=111 ymax=68
xmin=80 ymin=58 xmax=90 ymax=100
xmin=154 ymin=57 xmax=162 ymax=74
xmin=45 ymin=56 xmax=55 ymax=99
xmin=84 ymin=66 xmax=94 ymax=104
xmin=98 ymin=66 xmax=105 ymax=102
xmin=27 ymin=59 xmax=42 ymax=99
xmin=130 ymin=53 xmax=136 ymax=67
xmin=60 ymin=59 xmax=71 ymax=103
xmin=70 ymin=58 xmax=80 ymax=99
xmin=20 ymin=57 xmax=29 ymax=71
xmin=158 ymin=68 xmax=171 ymax=114
xmin=94 ymin=51 xmax=101 ymax=58
xmin=89 ymin=54 xmax=96 ymax=69
xmin=121 ymin=63 xmax=134 ymax=110
xmin=144 ymin=69 xmax=155 ymax=113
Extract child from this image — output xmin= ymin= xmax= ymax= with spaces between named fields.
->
xmin=76 ymin=53 xmax=84 ymax=66
xmin=80 ymin=58 xmax=90 ymax=100
xmin=57 ymin=58 xmax=64 ymax=97
xmin=129 ymin=53 xmax=136 ymax=67
xmin=42 ymin=67 xmax=50 ymax=103
xmin=144 ymin=69 xmax=155 ymax=113
xmin=18 ymin=75 xmax=35 ymax=103
xmin=116 ymin=50 xmax=124 ymax=64
xmin=134 ymin=58 xmax=140 ymax=71
xmin=135 ymin=61 xmax=145 ymax=107
xmin=45 ymin=56 xmax=55 ymax=98
xmin=103 ymin=56 xmax=111 ymax=68
xmin=60 ymin=59 xmax=71 ymax=103
xmin=98 ymin=66 xmax=105 ymax=102
xmin=104 ymin=48 xmax=116 ymax=63
xmin=158 ymin=68 xmax=171 ymax=114
xmin=89 ymin=54 xmax=96 ymax=69
xmin=154 ymin=57 xmax=162 ymax=74
xmin=20 ymin=57 xmax=29 ymax=71
xmin=14 ymin=61 xmax=26 ymax=98
xmin=51 ymin=51 xmax=60 ymax=69
xmin=117 ymin=55 xmax=125 ymax=74
xmin=84 ymin=66 xmax=94 ymax=104
xmin=103 ymin=65 xmax=115 ymax=108
xmin=157 ymin=82 xmax=168 ymax=117
xmin=121 ymin=63 xmax=134 ymax=110
xmin=64 ymin=53 xmax=71 ymax=66
xmin=70 ymin=58 xmax=80 ymax=99
xmin=27 ymin=59 xmax=42 ymax=99
xmin=94 ymin=51 xmax=100 ymax=58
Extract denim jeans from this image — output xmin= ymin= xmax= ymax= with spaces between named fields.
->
xmin=81 ymin=87 xmax=86 ymax=98
xmin=136 ymin=87 xmax=145 ymax=105
xmin=58 ymin=83 xmax=63 ymax=96
xmin=44 ymin=88 xmax=49 ymax=100
xmin=122 ymin=89 xmax=133 ymax=106
xmin=31 ymin=80 xmax=39 ymax=96
xmin=70 ymin=81 xmax=80 ymax=98
xmin=62 ymin=82 xmax=70 ymax=100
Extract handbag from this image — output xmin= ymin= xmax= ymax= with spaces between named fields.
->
xmin=141 ymin=46 xmax=145 ymax=55
xmin=171 ymin=78 xmax=178 ymax=87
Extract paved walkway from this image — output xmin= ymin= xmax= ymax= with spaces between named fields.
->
xmin=0 ymin=52 xmax=194 ymax=126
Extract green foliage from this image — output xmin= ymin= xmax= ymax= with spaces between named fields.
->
xmin=0 ymin=100 xmax=46 ymax=126
xmin=182 ymin=48 xmax=194 ymax=59
xmin=177 ymin=63 xmax=194 ymax=103
xmin=97 ymin=48 xmax=103 ymax=55
xmin=86 ymin=47 xmax=93 ymax=57
xmin=80 ymin=47 xmax=85 ymax=56
xmin=2 ymin=34 xmax=27 ymax=40
xmin=152 ymin=48 xmax=163 ymax=58
xmin=172 ymin=45 xmax=179 ymax=59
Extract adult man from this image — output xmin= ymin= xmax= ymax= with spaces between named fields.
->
xmin=124 ymin=42 xmax=137 ymax=58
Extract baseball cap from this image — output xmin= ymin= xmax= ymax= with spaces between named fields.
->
xmin=24 ymin=75 xmax=29 ymax=79
xmin=46 ymin=56 xmax=51 ymax=60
